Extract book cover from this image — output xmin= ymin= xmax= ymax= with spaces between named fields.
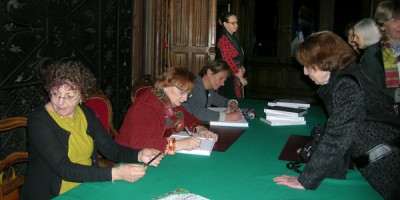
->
xmin=260 ymin=117 xmax=306 ymax=126
xmin=153 ymin=188 xmax=209 ymax=200
xmin=268 ymin=99 xmax=310 ymax=109
xmin=207 ymin=107 xmax=249 ymax=127
xmin=264 ymin=106 xmax=308 ymax=117
xmin=170 ymin=131 xmax=215 ymax=156
xmin=265 ymin=115 xmax=305 ymax=121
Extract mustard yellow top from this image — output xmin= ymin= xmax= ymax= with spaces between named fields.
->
xmin=47 ymin=107 xmax=93 ymax=194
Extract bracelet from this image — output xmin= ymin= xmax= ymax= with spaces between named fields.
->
xmin=165 ymin=137 xmax=176 ymax=155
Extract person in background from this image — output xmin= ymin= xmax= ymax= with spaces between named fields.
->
xmin=373 ymin=0 xmax=400 ymax=105
xmin=345 ymin=22 xmax=361 ymax=55
xmin=115 ymin=67 xmax=218 ymax=155
xmin=182 ymin=60 xmax=243 ymax=122
xmin=273 ymin=31 xmax=400 ymax=199
xmin=353 ymin=18 xmax=383 ymax=89
xmin=21 ymin=60 xmax=163 ymax=200
xmin=216 ymin=13 xmax=247 ymax=99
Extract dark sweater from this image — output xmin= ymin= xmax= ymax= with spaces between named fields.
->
xmin=298 ymin=64 xmax=400 ymax=199
xmin=21 ymin=105 xmax=140 ymax=200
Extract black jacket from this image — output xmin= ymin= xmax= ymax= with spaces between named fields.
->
xmin=298 ymin=64 xmax=400 ymax=199
xmin=21 ymin=105 xmax=140 ymax=199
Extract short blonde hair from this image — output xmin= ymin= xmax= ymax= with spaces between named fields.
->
xmin=154 ymin=67 xmax=196 ymax=91
xmin=374 ymin=0 xmax=400 ymax=26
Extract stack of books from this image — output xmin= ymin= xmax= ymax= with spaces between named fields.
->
xmin=261 ymin=100 xmax=310 ymax=126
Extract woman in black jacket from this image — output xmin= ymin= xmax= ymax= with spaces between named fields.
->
xmin=21 ymin=60 xmax=163 ymax=199
xmin=274 ymin=31 xmax=400 ymax=199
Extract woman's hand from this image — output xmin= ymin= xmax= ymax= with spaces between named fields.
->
xmin=138 ymin=148 xmax=164 ymax=167
xmin=226 ymin=111 xmax=243 ymax=121
xmin=175 ymin=137 xmax=201 ymax=151
xmin=239 ymin=77 xmax=248 ymax=86
xmin=112 ymin=164 xmax=147 ymax=182
xmin=196 ymin=128 xmax=218 ymax=141
xmin=240 ymin=66 xmax=246 ymax=74
xmin=227 ymin=101 xmax=239 ymax=112
xmin=273 ymin=175 xmax=305 ymax=190
xmin=236 ymin=67 xmax=247 ymax=86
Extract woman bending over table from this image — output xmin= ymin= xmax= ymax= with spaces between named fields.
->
xmin=273 ymin=31 xmax=400 ymax=199
xmin=116 ymin=67 xmax=218 ymax=154
xmin=183 ymin=60 xmax=243 ymax=122
xmin=20 ymin=60 xmax=163 ymax=200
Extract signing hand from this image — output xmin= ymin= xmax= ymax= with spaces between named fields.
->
xmin=226 ymin=111 xmax=243 ymax=121
xmin=273 ymin=175 xmax=305 ymax=190
xmin=175 ymin=137 xmax=201 ymax=151
xmin=112 ymin=164 xmax=147 ymax=182
xmin=196 ymin=127 xmax=218 ymax=141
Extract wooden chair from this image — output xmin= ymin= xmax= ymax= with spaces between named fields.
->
xmin=0 ymin=117 xmax=28 ymax=200
xmin=131 ymin=74 xmax=154 ymax=103
xmin=85 ymin=91 xmax=117 ymax=167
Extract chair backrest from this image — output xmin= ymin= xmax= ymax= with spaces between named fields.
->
xmin=85 ymin=91 xmax=117 ymax=138
xmin=0 ymin=117 xmax=28 ymax=200
xmin=131 ymin=74 xmax=154 ymax=103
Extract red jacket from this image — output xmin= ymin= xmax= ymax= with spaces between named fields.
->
xmin=116 ymin=88 xmax=201 ymax=152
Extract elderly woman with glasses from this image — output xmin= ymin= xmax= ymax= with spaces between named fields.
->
xmin=273 ymin=31 xmax=400 ymax=199
xmin=21 ymin=60 xmax=163 ymax=200
xmin=116 ymin=67 xmax=218 ymax=155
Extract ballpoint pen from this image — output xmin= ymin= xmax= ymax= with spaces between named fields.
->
xmin=184 ymin=126 xmax=193 ymax=137
xmin=144 ymin=152 xmax=162 ymax=166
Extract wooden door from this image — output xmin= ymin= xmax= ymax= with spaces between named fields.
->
xmin=168 ymin=0 xmax=216 ymax=75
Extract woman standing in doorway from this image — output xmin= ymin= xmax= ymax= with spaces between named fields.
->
xmin=216 ymin=13 xmax=247 ymax=99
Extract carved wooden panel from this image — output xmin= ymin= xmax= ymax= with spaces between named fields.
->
xmin=0 ymin=0 xmax=132 ymax=161
xmin=169 ymin=0 xmax=216 ymax=75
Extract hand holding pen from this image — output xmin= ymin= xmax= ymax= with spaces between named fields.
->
xmin=139 ymin=148 xmax=163 ymax=167
xmin=184 ymin=126 xmax=194 ymax=137
xmin=144 ymin=152 xmax=163 ymax=166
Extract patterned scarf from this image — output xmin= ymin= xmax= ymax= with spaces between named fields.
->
xmin=381 ymin=30 xmax=400 ymax=88
xmin=152 ymin=88 xmax=184 ymax=137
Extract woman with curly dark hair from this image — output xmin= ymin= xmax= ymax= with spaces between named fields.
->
xmin=21 ymin=59 xmax=163 ymax=200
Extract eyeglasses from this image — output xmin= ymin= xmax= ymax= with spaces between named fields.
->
xmin=174 ymin=85 xmax=192 ymax=98
xmin=226 ymin=21 xmax=238 ymax=25
xmin=49 ymin=91 xmax=81 ymax=102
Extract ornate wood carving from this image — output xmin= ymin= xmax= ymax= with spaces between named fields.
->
xmin=0 ymin=0 xmax=132 ymax=159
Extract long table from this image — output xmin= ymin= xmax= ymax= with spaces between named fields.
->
xmin=56 ymin=99 xmax=382 ymax=200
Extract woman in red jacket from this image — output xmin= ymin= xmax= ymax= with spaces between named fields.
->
xmin=116 ymin=67 xmax=218 ymax=155
xmin=216 ymin=13 xmax=247 ymax=98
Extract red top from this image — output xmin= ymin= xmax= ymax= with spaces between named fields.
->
xmin=115 ymin=88 xmax=201 ymax=152
xmin=217 ymin=35 xmax=240 ymax=74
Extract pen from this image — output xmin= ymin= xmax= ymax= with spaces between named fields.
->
xmin=184 ymin=126 xmax=193 ymax=137
xmin=144 ymin=152 xmax=162 ymax=166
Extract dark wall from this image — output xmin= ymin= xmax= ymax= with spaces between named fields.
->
xmin=0 ymin=0 xmax=132 ymax=160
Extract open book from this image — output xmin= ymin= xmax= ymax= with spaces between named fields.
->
xmin=207 ymin=107 xmax=249 ymax=127
xmin=170 ymin=131 xmax=216 ymax=156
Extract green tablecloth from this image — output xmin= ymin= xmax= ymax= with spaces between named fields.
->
xmin=56 ymin=99 xmax=382 ymax=200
